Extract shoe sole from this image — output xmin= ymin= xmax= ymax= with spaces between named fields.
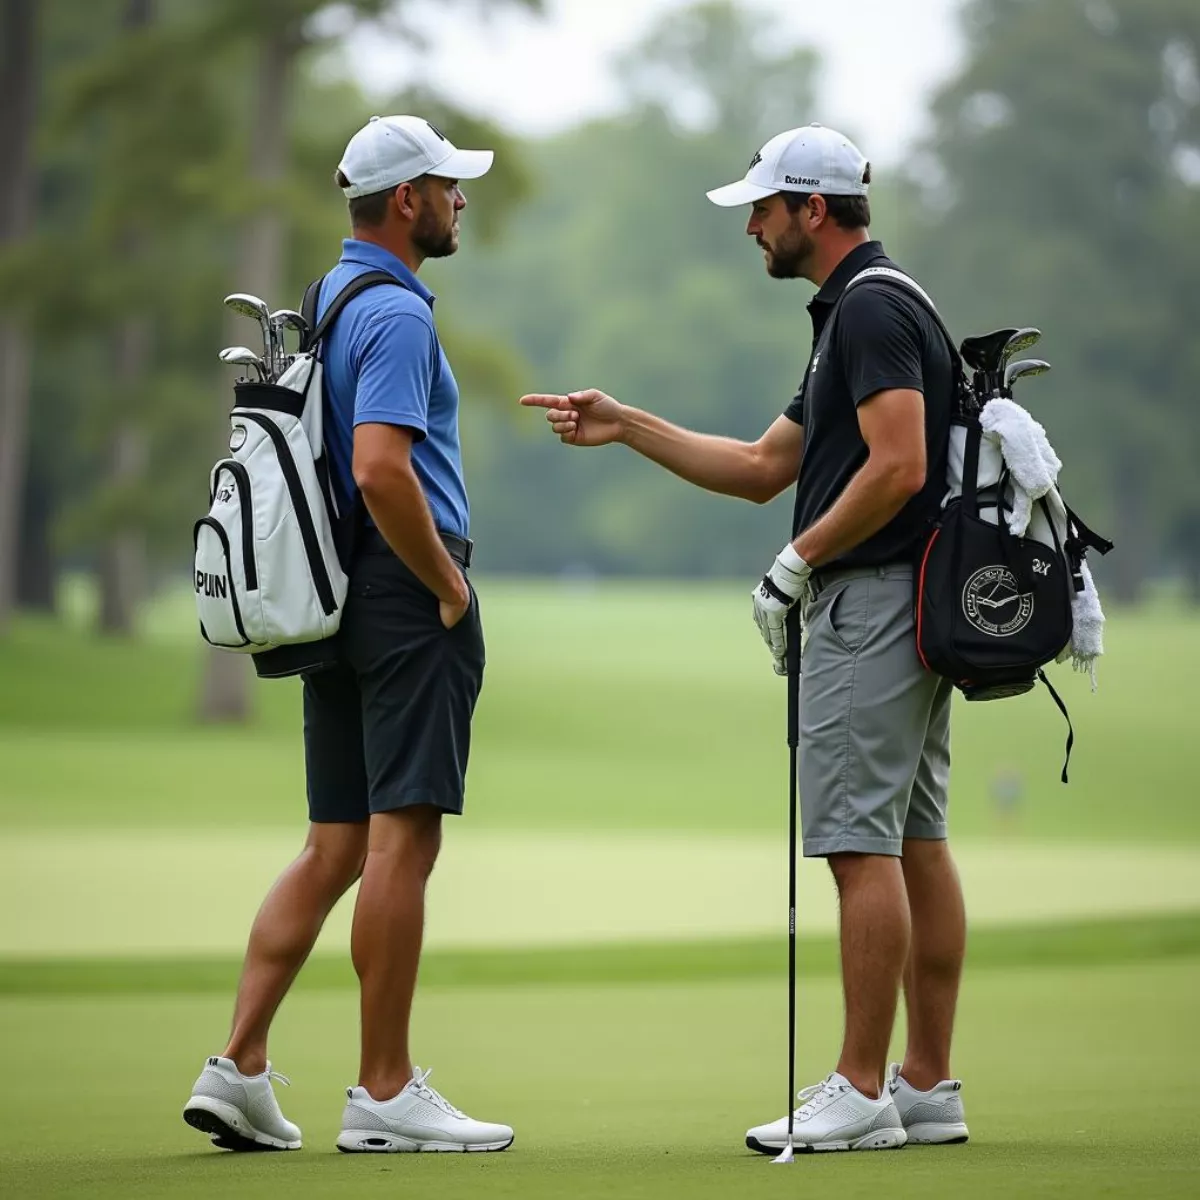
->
xmin=746 ymin=1129 xmax=907 ymax=1155
xmin=904 ymin=1122 xmax=970 ymax=1145
xmin=183 ymin=1098 xmax=301 ymax=1152
xmin=337 ymin=1130 xmax=514 ymax=1154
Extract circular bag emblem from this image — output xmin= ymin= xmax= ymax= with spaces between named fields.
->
xmin=229 ymin=425 xmax=247 ymax=452
xmin=962 ymin=565 xmax=1034 ymax=637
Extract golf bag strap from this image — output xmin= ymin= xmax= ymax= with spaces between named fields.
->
xmin=301 ymin=269 xmax=408 ymax=352
xmin=843 ymin=267 xmax=975 ymax=416
xmin=1064 ymin=501 xmax=1114 ymax=557
xmin=1037 ymin=669 xmax=1074 ymax=784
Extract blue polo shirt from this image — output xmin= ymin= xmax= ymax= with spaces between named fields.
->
xmin=318 ymin=239 xmax=469 ymax=539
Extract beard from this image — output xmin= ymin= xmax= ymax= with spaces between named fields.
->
xmin=763 ymin=218 xmax=815 ymax=279
xmin=412 ymin=207 xmax=459 ymax=259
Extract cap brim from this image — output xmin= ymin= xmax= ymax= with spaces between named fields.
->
xmin=431 ymin=148 xmax=494 ymax=181
xmin=705 ymin=179 xmax=778 ymax=207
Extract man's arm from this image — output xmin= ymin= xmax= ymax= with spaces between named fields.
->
xmin=792 ymin=388 xmax=927 ymax=567
xmin=519 ymin=388 xmax=803 ymax=504
xmin=353 ymin=423 xmax=469 ymax=617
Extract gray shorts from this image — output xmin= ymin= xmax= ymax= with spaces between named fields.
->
xmin=798 ymin=563 xmax=952 ymax=858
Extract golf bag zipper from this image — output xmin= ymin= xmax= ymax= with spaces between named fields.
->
xmin=233 ymin=410 xmax=338 ymax=617
xmin=209 ymin=460 xmax=258 ymax=592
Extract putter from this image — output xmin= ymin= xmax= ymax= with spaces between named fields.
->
xmin=773 ymin=603 xmax=803 ymax=1165
xmin=1003 ymin=358 xmax=1052 ymax=393
xmin=218 ymin=345 xmax=268 ymax=382
xmin=224 ymin=293 xmax=275 ymax=381
xmin=960 ymin=328 xmax=1021 ymax=403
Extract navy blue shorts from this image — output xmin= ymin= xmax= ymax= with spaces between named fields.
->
xmin=302 ymin=543 xmax=485 ymax=823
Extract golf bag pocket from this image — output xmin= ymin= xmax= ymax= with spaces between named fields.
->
xmin=916 ymin=499 xmax=1072 ymax=699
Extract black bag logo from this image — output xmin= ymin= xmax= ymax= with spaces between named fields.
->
xmin=961 ymin=566 xmax=1034 ymax=637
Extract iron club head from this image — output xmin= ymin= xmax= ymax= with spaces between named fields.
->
xmin=1003 ymin=358 xmax=1052 ymax=390
xmin=999 ymin=328 xmax=1042 ymax=369
xmin=218 ymin=345 xmax=268 ymax=382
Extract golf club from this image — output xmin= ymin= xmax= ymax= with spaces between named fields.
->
xmin=773 ymin=604 xmax=803 ymax=1165
xmin=224 ymin=293 xmax=275 ymax=381
xmin=960 ymin=328 xmax=1021 ymax=404
xmin=998 ymin=327 xmax=1042 ymax=371
xmin=218 ymin=345 xmax=268 ymax=383
xmin=269 ymin=308 xmax=309 ymax=379
xmin=1003 ymin=358 xmax=1052 ymax=392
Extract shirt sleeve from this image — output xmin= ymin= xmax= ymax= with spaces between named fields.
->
xmin=351 ymin=311 xmax=438 ymax=442
xmin=783 ymin=381 xmax=805 ymax=426
xmin=834 ymin=286 xmax=925 ymax=406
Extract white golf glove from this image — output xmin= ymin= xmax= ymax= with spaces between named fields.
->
xmin=752 ymin=544 xmax=812 ymax=675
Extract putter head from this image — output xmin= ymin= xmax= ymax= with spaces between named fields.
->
xmin=959 ymin=329 xmax=1021 ymax=372
xmin=1003 ymin=358 xmax=1052 ymax=389
xmin=224 ymin=293 xmax=271 ymax=321
xmin=771 ymin=1140 xmax=795 ymax=1164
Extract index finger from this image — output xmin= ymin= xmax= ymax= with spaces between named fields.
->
xmin=520 ymin=393 xmax=573 ymax=410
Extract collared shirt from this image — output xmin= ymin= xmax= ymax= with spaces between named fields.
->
xmin=318 ymin=238 xmax=469 ymax=539
xmin=783 ymin=240 xmax=954 ymax=568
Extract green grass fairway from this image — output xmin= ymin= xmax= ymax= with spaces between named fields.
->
xmin=2 ymin=586 xmax=1198 ymax=843
xmin=3 ymin=960 xmax=1198 ymax=1199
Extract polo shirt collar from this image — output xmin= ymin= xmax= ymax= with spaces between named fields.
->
xmin=809 ymin=240 xmax=889 ymax=311
xmin=339 ymin=238 xmax=435 ymax=308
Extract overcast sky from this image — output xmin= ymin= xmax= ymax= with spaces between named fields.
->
xmin=345 ymin=0 xmax=966 ymax=163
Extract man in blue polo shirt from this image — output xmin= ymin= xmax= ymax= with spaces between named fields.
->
xmin=184 ymin=116 xmax=511 ymax=1156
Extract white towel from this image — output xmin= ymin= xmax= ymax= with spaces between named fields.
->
xmin=979 ymin=398 xmax=1105 ymax=686
xmin=980 ymin=398 xmax=1062 ymax=537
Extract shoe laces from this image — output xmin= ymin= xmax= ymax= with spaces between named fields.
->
xmin=267 ymin=1070 xmax=291 ymax=1087
xmin=408 ymin=1067 xmax=464 ymax=1118
xmin=793 ymin=1076 xmax=847 ymax=1118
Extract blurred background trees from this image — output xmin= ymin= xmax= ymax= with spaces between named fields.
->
xmin=0 ymin=0 xmax=1196 ymax=698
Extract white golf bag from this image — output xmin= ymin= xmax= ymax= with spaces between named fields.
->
xmin=193 ymin=270 xmax=402 ymax=677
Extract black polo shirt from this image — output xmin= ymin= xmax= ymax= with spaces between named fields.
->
xmin=784 ymin=240 xmax=953 ymax=569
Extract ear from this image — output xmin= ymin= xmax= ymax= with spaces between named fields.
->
xmin=394 ymin=182 xmax=418 ymax=221
xmin=808 ymin=194 xmax=830 ymax=228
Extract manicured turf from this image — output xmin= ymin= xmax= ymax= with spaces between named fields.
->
xmin=1 ymin=587 xmax=1198 ymax=842
xmin=3 ymin=590 xmax=1198 ymax=1197
xmin=2 ymin=960 xmax=1198 ymax=1198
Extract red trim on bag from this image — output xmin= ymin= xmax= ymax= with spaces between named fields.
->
xmin=916 ymin=528 xmax=940 ymax=673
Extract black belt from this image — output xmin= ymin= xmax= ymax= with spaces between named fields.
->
xmin=360 ymin=527 xmax=473 ymax=569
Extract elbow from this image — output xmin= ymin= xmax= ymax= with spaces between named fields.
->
xmin=875 ymin=457 xmax=926 ymax=503
xmin=352 ymin=454 xmax=398 ymax=499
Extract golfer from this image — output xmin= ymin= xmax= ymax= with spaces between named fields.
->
xmin=522 ymin=124 xmax=970 ymax=1153
xmin=183 ymin=116 xmax=512 ymax=1155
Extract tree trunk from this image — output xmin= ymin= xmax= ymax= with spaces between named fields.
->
xmin=0 ymin=0 xmax=38 ymax=636
xmin=16 ymin=460 xmax=56 ymax=612
xmin=98 ymin=318 xmax=150 ymax=634
xmin=1106 ymin=458 xmax=1148 ymax=606
xmin=96 ymin=0 xmax=154 ymax=637
xmin=196 ymin=21 xmax=297 ymax=721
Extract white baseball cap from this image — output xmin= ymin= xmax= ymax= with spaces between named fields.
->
xmin=706 ymin=123 xmax=870 ymax=207
xmin=337 ymin=115 xmax=494 ymax=198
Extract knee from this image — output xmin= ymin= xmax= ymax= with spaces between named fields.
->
xmin=367 ymin=807 xmax=443 ymax=881
xmin=827 ymin=851 xmax=898 ymax=894
xmin=304 ymin=824 xmax=369 ymax=889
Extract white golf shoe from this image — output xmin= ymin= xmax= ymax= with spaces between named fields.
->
xmin=183 ymin=1056 xmax=302 ymax=1151
xmin=887 ymin=1063 xmax=970 ymax=1144
xmin=746 ymin=1071 xmax=907 ymax=1154
xmin=336 ymin=1066 xmax=514 ymax=1153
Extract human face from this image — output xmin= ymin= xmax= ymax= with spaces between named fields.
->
xmin=411 ymin=176 xmax=467 ymax=258
xmin=746 ymin=192 xmax=816 ymax=280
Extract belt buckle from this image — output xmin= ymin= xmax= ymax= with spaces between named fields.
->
xmin=462 ymin=538 xmax=474 ymax=569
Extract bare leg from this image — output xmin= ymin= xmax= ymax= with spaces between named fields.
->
xmin=353 ymin=805 xmax=443 ymax=1101
xmin=224 ymin=822 xmax=368 ymax=1075
xmin=900 ymin=839 xmax=966 ymax=1090
xmin=828 ymin=853 xmax=911 ymax=1099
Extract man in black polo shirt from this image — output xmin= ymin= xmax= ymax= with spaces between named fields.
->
xmin=521 ymin=124 xmax=970 ymax=1153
